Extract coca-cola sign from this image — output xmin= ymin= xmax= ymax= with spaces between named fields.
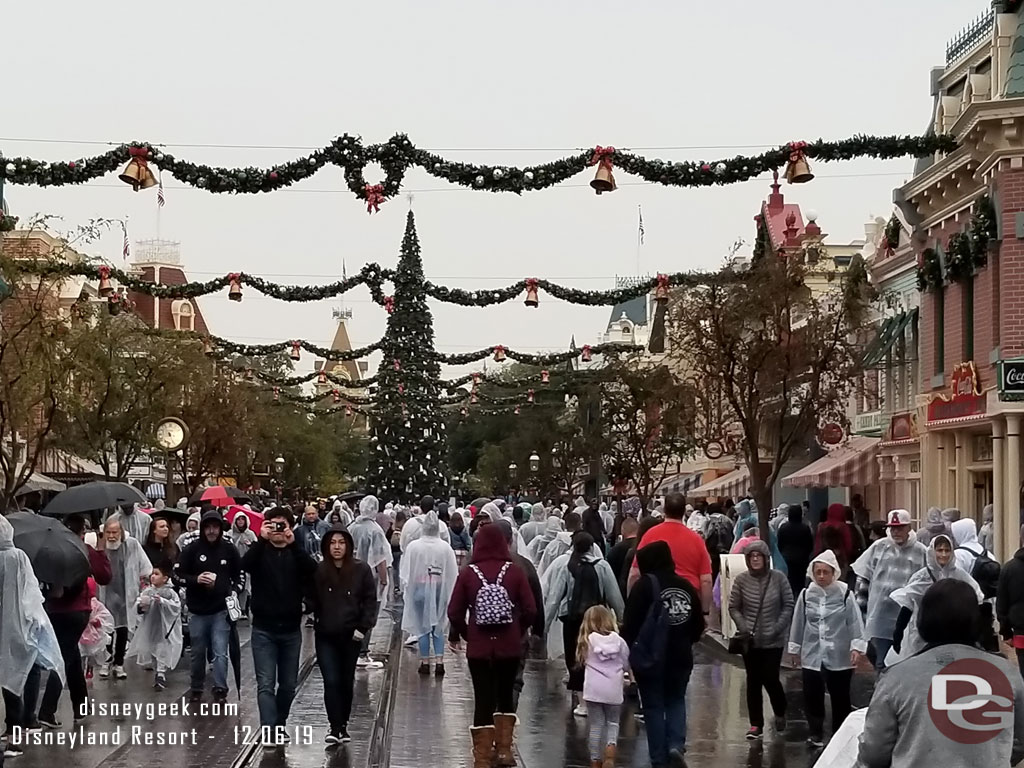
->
xmin=1000 ymin=359 xmax=1024 ymax=400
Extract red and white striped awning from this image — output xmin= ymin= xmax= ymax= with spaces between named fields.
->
xmin=686 ymin=467 xmax=750 ymax=499
xmin=781 ymin=436 xmax=880 ymax=489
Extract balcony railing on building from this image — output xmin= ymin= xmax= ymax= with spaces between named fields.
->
xmin=946 ymin=8 xmax=995 ymax=66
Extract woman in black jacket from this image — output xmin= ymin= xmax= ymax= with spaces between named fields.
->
xmin=310 ymin=526 xmax=379 ymax=745
xmin=776 ymin=504 xmax=813 ymax=596
xmin=622 ymin=541 xmax=704 ymax=768
xmin=997 ymin=524 xmax=1024 ymax=672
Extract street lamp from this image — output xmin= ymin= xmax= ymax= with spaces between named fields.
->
xmin=274 ymin=456 xmax=285 ymax=502
xmin=508 ymin=462 xmax=518 ymax=479
xmin=551 ymin=446 xmax=561 ymax=469
xmin=529 ymin=452 xmax=540 ymax=473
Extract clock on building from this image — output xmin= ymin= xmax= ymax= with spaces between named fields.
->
xmin=155 ymin=417 xmax=190 ymax=452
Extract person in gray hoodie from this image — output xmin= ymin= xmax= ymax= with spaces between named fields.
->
xmin=729 ymin=539 xmax=794 ymax=740
xmin=916 ymin=506 xmax=948 ymax=547
xmin=858 ymin=578 xmax=1024 ymax=768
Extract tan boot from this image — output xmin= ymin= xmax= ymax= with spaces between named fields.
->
xmin=470 ymin=725 xmax=495 ymax=768
xmin=493 ymin=713 xmax=517 ymax=766
xmin=603 ymin=743 xmax=617 ymax=768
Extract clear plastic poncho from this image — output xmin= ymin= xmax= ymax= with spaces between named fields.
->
xmin=399 ymin=512 xmax=458 ymax=638
xmin=99 ymin=534 xmax=151 ymax=634
xmin=126 ymin=584 xmax=183 ymax=671
xmin=107 ymin=504 xmax=152 ymax=543
xmin=526 ymin=518 xmax=563 ymax=569
xmin=851 ymin=529 xmax=928 ymax=641
xmin=787 ymin=551 xmax=867 ymax=671
xmin=519 ymin=503 xmax=548 ymax=547
xmin=349 ymin=496 xmax=394 ymax=589
xmin=400 ymin=512 xmax=451 ymax=552
xmin=79 ymin=596 xmax=115 ymax=662
xmin=0 ymin=515 xmax=65 ymax=694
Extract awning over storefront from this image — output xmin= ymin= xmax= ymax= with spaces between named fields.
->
xmin=15 ymin=472 xmax=66 ymax=495
xmin=687 ymin=467 xmax=750 ymax=499
xmin=781 ymin=436 xmax=880 ymax=488
xmin=145 ymin=482 xmax=166 ymax=500
xmin=655 ymin=471 xmax=704 ymax=496
xmin=862 ymin=309 xmax=917 ymax=368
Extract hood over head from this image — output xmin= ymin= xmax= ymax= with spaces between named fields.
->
xmin=470 ymin=523 xmax=511 ymax=563
xmin=531 ymin=503 xmax=547 ymax=523
xmin=422 ymin=511 xmax=440 ymax=537
xmin=450 ymin=511 xmax=465 ymax=531
xmin=359 ymin=495 xmax=380 ymax=520
xmin=0 ymin=515 xmax=13 ymax=550
xmin=332 ymin=500 xmax=342 ymax=513
xmin=481 ymin=502 xmax=503 ymax=523
xmin=200 ymin=509 xmax=228 ymax=533
xmin=233 ymin=514 xmax=249 ymax=531
xmin=636 ymin=540 xmax=674 ymax=576
xmin=924 ymin=506 xmax=946 ymax=532
xmin=735 ymin=499 xmax=752 ymax=519
xmin=743 ymin=539 xmax=771 ymax=572
xmin=187 ymin=511 xmax=201 ymax=528
xmin=826 ymin=503 xmax=846 ymax=524
xmin=941 ymin=507 xmax=962 ymax=525
xmin=983 ymin=504 xmax=994 ymax=524
xmin=543 ymin=517 xmax=563 ymax=537
xmin=496 ymin=518 xmax=515 ymax=545
xmin=321 ymin=525 xmax=355 ymax=564
xmin=806 ymin=549 xmax=840 ymax=580
xmin=925 ymin=533 xmax=959 ymax=575
xmin=951 ymin=518 xmax=978 ymax=548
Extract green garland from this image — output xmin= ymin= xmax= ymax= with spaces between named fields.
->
xmin=435 ymin=341 xmax=638 ymax=366
xmin=0 ymin=213 xmax=17 ymax=233
xmin=272 ymin=387 xmax=375 ymax=406
xmin=917 ymin=195 xmax=997 ymax=291
xmin=752 ymin=215 xmax=771 ymax=261
xmin=240 ymin=367 xmax=378 ymax=388
xmin=0 ymin=134 xmax=958 ymax=209
xmin=882 ymin=214 xmax=901 ymax=254
xmin=144 ymin=328 xmax=383 ymax=361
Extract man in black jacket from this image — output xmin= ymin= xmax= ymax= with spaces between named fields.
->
xmin=177 ymin=510 xmax=242 ymax=703
xmin=243 ymin=507 xmax=317 ymax=742
xmin=496 ymin=519 xmax=544 ymax=710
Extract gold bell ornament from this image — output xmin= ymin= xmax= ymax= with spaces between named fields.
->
xmin=541 ymin=370 xmax=550 ymax=384
xmin=588 ymin=146 xmax=617 ymax=195
xmin=290 ymin=341 xmax=301 ymax=361
xmin=118 ymin=146 xmax=158 ymax=191
xmin=493 ymin=345 xmax=506 ymax=363
xmin=227 ymin=273 xmax=243 ymax=302
xmin=345 ymin=405 xmax=353 ymax=416
xmin=527 ymin=389 xmax=535 ymax=404
xmin=98 ymin=265 xmax=114 ymax=297
xmin=784 ymin=141 xmax=814 ymax=184
xmin=317 ymin=370 xmax=328 ymax=386
xmin=524 ymin=278 xmax=539 ymax=308
xmin=203 ymin=337 xmax=215 ymax=356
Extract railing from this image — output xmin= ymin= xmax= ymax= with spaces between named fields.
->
xmin=946 ymin=8 xmax=995 ymax=66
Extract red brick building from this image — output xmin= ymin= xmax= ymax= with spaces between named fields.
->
xmin=126 ymin=239 xmax=210 ymax=334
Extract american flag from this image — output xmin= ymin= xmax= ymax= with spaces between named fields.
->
xmin=638 ymin=206 xmax=645 ymax=245
xmin=121 ymin=221 xmax=130 ymax=259
xmin=157 ymin=173 xmax=165 ymax=208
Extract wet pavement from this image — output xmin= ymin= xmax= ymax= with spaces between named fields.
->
xmin=4 ymin=605 xmax=877 ymax=768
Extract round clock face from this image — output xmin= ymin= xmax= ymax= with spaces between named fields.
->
xmin=156 ymin=419 xmax=186 ymax=451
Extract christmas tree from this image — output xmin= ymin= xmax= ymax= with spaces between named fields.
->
xmin=366 ymin=211 xmax=448 ymax=501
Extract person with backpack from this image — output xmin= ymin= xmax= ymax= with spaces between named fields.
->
xmin=541 ymin=532 xmax=624 ymax=717
xmin=786 ymin=550 xmax=866 ymax=748
xmin=577 ymin=605 xmax=629 ymax=768
xmin=997 ymin=524 xmax=1024 ymax=672
xmin=447 ymin=522 xmax=537 ymax=768
xmin=622 ymin=540 xmax=703 ymax=767
xmin=951 ymin=516 xmax=1001 ymax=651
xmin=887 ymin=533 xmax=983 ymax=667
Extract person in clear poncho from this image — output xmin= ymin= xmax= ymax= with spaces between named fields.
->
xmin=526 ymin=517 xmax=563 ymax=569
xmin=481 ymin=503 xmax=527 ymax=557
xmin=126 ymin=563 xmax=183 ymax=689
xmin=107 ymin=502 xmax=153 ymax=544
xmin=348 ymin=495 xmax=393 ymax=667
xmin=98 ymin=517 xmax=152 ymax=679
xmin=537 ymin=511 xmax=603 ymax=579
xmin=400 ymin=497 xmax=451 ymax=552
xmin=400 ymin=511 xmax=458 ymax=676
xmin=519 ymin=503 xmax=548 ymax=547
xmin=0 ymin=515 xmax=64 ymax=724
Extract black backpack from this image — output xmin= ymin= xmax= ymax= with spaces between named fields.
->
xmin=567 ymin=561 xmax=604 ymax=622
xmin=957 ymin=546 xmax=1000 ymax=599
xmin=628 ymin=574 xmax=669 ymax=676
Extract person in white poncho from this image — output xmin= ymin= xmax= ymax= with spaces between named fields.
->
xmin=519 ymin=503 xmax=548 ymax=547
xmin=98 ymin=517 xmax=152 ymax=680
xmin=537 ymin=511 xmax=602 ymax=578
xmin=526 ymin=517 xmax=562 ymax=569
xmin=787 ymin=550 xmax=867 ymax=747
xmin=400 ymin=496 xmax=451 ymax=552
xmin=0 ymin=515 xmax=64 ymax=733
xmin=886 ymin=533 xmax=983 ymax=668
xmin=479 ymin=503 xmax=528 ymax=558
xmin=126 ymin=562 xmax=183 ymax=690
xmin=107 ymin=502 xmax=152 ymax=544
xmin=400 ymin=511 xmax=458 ymax=677
xmin=348 ymin=495 xmax=393 ymax=668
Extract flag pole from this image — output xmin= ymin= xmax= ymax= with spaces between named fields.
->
xmin=636 ymin=205 xmax=644 ymax=276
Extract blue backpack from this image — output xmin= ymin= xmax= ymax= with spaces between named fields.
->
xmin=629 ymin=574 xmax=669 ymax=676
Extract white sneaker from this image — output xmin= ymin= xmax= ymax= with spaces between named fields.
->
xmin=404 ymin=635 xmax=418 ymax=647
xmin=97 ymin=664 xmax=110 ymax=679
xmin=356 ymin=656 xmax=370 ymax=668
xmin=573 ymin=703 xmax=587 ymax=718
xmin=113 ymin=665 xmax=128 ymax=679
xmin=365 ymin=659 xmax=383 ymax=669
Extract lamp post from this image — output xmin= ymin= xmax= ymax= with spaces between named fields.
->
xmin=274 ymin=455 xmax=285 ymax=502
xmin=529 ymin=452 xmax=540 ymax=473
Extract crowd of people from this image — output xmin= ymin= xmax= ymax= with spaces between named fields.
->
xmin=6 ymin=489 xmax=1024 ymax=767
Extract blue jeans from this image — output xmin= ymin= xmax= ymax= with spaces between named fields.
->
xmin=251 ymin=628 xmax=302 ymax=728
xmin=637 ymin=672 xmax=689 ymax=765
xmin=189 ymin=611 xmax=230 ymax=693
xmin=871 ymin=638 xmax=892 ymax=672
xmin=417 ymin=626 xmax=444 ymax=660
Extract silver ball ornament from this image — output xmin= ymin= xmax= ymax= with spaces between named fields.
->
xmin=715 ymin=163 xmax=727 ymax=176
xmin=493 ymin=168 xmax=504 ymax=180
xmin=198 ymin=177 xmax=206 ymax=187
xmin=475 ymin=175 xmax=485 ymax=186
xmin=309 ymin=158 xmax=318 ymax=166
xmin=524 ymin=171 xmax=534 ymax=182
xmin=4 ymin=163 xmax=14 ymax=174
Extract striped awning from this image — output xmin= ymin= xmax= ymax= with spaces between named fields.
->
xmin=781 ymin=436 xmax=880 ymax=489
xmin=687 ymin=467 xmax=750 ymax=499
xmin=145 ymin=483 xmax=166 ymax=500
xmin=655 ymin=471 xmax=704 ymax=496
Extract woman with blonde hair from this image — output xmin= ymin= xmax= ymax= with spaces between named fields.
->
xmin=577 ymin=605 xmax=629 ymax=768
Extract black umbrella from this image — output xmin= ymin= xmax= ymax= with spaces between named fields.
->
xmin=42 ymin=481 xmax=147 ymax=517
xmin=8 ymin=511 xmax=91 ymax=588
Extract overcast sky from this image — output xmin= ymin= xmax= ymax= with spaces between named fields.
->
xmin=3 ymin=1 xmax=977 ymax=378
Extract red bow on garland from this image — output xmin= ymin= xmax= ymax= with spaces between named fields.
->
xmin=383 ymin=295 xmax=395 ymax=314
xmin=365 ymin=184 xmax=386 ymax=214
xmin=786 ymin=141 xmax=808 ymax=163
xmin=226 ymin=272 xmax=242 ymax=282
xmin=588 ymin=146 xmax=615 ymax=171
xmin=128 ymin=146 xmax=150 ymax=167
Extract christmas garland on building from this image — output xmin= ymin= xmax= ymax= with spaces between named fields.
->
xmin=917 ymin=195 xmax=997 ymax=291
xmin=151 ymin=329 xmax=383 ymax=361
xmin=434 ymin=341 xmax=638 ymax=366
xmin=1 ymin=133 xmax=958 ymax=210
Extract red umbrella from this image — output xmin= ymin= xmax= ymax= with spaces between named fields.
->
xmin=189 ymin=486 xmax=250 ymax=507
xmin=226 ymin=505 xmax=264 ymax=532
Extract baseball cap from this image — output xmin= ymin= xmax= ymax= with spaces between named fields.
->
xmin=885 ymin=509 xmax=912 ymax=527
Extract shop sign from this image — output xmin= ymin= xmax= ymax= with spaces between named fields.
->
xmin=928 ymin=362 xmax=987 ymax=422
xmin=887 ymin=412 xmax=919 ymax=441
xmin=854 ymin=411 xmax=884 ymax=434
xmin=819 ymin=423 xmax=845 ymax=445
xmin=999 ymin=358 xmax=1024 ymax=401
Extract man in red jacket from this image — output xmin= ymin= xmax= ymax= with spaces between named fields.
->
xmin=20 ymin=514 xmax=111 ymax=730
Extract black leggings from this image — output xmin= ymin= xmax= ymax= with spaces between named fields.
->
xmin=802 ymin=667 xmax=852 ymax=735
xmin=742 ymin=647 xmax=787 ymax=728
xmin=562 ymin=617 xmax=585 ymax=692
xmin=468 ymin=657 xmax=519 ymax=726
